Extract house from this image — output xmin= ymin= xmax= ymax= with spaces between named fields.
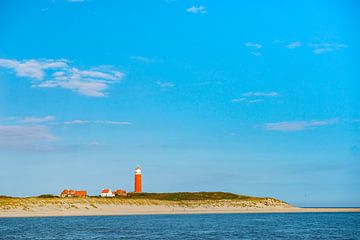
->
xmin=60 ymin=189 xmax=74 ymax=197
xmin=74 ymin=190 xmax=87 ymax=198
xmin=100 ymin=188 xmax=115 ymax=197
xmin=60 ymin=189 xmax=87 ymax=198
xmin=114 ymin=189 xmax=127 ymax=197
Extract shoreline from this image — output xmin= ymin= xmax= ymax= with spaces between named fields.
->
xmin=1 ymin=207 xmax=359 ymax=218
xmin=1 ymin=195 xmax=359 ymax=218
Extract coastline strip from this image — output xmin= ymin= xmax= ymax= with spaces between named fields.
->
xmin=1 ymin=207 xmax=360 ymax=218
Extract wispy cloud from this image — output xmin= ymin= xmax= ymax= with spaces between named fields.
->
xmin=242 ymin=91 xmax=279 ymax=97
xmin=0 ymin=58 xmax=68 ymax=80
xmin=186 ymin=6 xmax=207 ymax=14
xmin=248 ymin=99 xmax=264 ymax=104
xmin=1 ymin=116 xmax=56 ymax=124
xmin=96 ymin=120 xmax=131 ymax=125
xmin=233 ymin=91 xmax=279 ymax=104
xmin=156 ymin=81 xmax=175 ymax=88
xmin=280 ymin=40 xmax=347 ymax=54
xmin=286 ymin=41 xmax=302 ymax=49
xmin=309 ymin=42 xmax=348 ymax=54
xmin=272 ymin=40 xmax=283 ymax=44
xmin=67 ymin=0 xmax=85 ymax=2
xmin=0 ymin=125 xmax=57 ymax=146
xmin=0 ymin=58 xmax=124 ymax=97
xmin=231 ymin=98 xmax=246 ymax=103
xmin=19 ymin=116 xmax=56 ymax=123
xmin=232 ymin=98 xmax=264 ymax=104
xmin=245 ymin=43 xmax=262 ymax=56
xmin=63 ymin=120 xmax=130 ymax=125
xmin=245 ymin=42 xmax=262 ymax=49
xmin=19 ymin=116 xmax=56 ymax=124
xmin=264 ymin=119 xmax=338 ymax=132
xmin=251 ymin=52 xmax=262 ymax=57
xmin=64 ymin=120 xmax=89 ymax=125
xmin=130 ymin=56 xmax=156 ymax=63
xmin=1 ymin=116 xmax=131 ymax=126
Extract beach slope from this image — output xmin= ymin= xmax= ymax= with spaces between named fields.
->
xmin=1 ymin=192 xmax=359 ymax=218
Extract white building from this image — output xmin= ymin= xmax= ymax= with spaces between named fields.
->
xmin=100 ymin=188 xmax=115 ymax=197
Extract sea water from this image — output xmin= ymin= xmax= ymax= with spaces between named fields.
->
xmin=0 ymin=213 xmax=359 ymax=239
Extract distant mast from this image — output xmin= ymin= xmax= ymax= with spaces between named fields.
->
xmin=134 ymin=166 xmax=142 ymax=193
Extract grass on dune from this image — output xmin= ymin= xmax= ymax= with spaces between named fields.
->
xmin=125 ymin=192 xmax=254 ymax=201
xmin=0 ymin=192 xmax=286 ymax=210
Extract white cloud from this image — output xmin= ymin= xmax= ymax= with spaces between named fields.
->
xmin=1 ymin=117 xmax=133 ymax=126
xmin=0 ymin=59 xmax=68 ymax=80
xmin=245 ymin=42 xmax=262 ymax=49
xmin=309 ymin=43 xmax=348 ymax=54
xmin=287 ymin=41 xmax=302 ymax=49
xmin=232 ymin=92 xmax=279 ymax=104
xmin=39 ymin=78 xmax=109 ymax=97
xmin=186 ymin=6 xmax=207 ymax=14
xmin=96 ymin=120 xmax=131 ymax=125
xmin=71 ymin=68 xmax=122 ymax=81
xmin=130 ymin=56 xmax=156 ymax=63
xmin=0 ymin=58 xmax=125 ymax=97
xmin=232 ymin=98 xmax=264 ymax=104
xmin=63 ymin=119 xmax=130 ymax=125
xmin=64 ymin=120 xmax=89 ymax=125
xmin=264 ymin=119 xmax=338 ymax=132
xmin=67 ymin=0 xmax=85 ymax=2
xmin=0 ymin=116 xmax=56 ymax=124
xmin=156 ymin=81 xmax=175 ymax=88
xmin=272 ymin=40 xmax=283 ymax=44
xmin=19 ymin=115 xmax=56 ymax=123
xmin=248 ymin=99 xmax=264 ymax=104
xmin=0 ymin=125 xmax=57 ymax=146
xmin=232 ymin=98 xmax=246 ymax=102
xmin=242 ymin=91 xmax=279 ymax=97
xmin=245 ymin=43 xmax=262 ymax=56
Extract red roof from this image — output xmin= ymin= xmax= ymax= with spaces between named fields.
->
xmin=114 ymin=189 xmax=127 ymax=196
xmin=74 ymin=190 xmax=87 ymax=197
xmin=61 ymin=189 xmax=74 ymax=195
xmin=61 ymin=189 xmax=69 ymax=195
xmin=101 ymin=189 xmax=111 ymax=194
xmin=60 ymin=189 xmax=86 ymax=197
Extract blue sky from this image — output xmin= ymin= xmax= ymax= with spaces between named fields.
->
xmin=0 ymin=0 xmax=359 ymax=207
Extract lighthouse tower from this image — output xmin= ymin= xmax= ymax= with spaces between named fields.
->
xmin=134 ymin=166 xmax=142 ymax=193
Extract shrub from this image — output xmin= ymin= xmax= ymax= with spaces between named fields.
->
xmin=37 ymin=194 xmax=59 ymax=198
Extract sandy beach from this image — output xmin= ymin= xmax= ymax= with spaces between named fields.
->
xmin=1 ymin=198 xmax=359 ymax=218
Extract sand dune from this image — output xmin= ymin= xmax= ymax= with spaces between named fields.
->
xmin=1 ymin=197 xmax=359 ymax=218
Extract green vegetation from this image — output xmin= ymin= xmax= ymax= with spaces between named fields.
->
xmin=37 ymin=194 xmax=59 ymax=198
xmin=126 ymin=192 xmax=254 ymax=201
xmin=0 ymin=195 xmax=13 ymax=199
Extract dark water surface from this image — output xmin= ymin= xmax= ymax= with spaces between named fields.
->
xmin=1 ymin=213 xmax=359 ymax=239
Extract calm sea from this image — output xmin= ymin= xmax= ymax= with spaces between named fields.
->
xmin=0 ymin=213 xmax=359 ymax=239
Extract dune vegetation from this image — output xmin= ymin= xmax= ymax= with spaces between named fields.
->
xmin=0 ymin=192 xmax=290 ymax=211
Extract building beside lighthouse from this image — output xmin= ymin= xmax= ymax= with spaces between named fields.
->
xmin=134 ymin=166 xmax=142 ymax=192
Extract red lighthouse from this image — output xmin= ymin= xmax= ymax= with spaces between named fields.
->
xmin=134 ymin=166 xmax=142 ymax=193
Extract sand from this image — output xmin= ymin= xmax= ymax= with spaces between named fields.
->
xmin=1 ymin=203 xmax=359 ymax=218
